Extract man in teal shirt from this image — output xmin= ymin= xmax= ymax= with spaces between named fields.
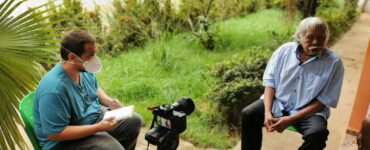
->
xmin=34 ymin=29 xmax=142 ymax=150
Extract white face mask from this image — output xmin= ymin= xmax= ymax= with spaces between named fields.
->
xmin=78 ymin=55 xmax=102 ymax=73
xmin=63 ymin=47 xmax=102 ymax=73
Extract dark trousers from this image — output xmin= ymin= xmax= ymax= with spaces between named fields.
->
xmin=52 ymin=110 xmax=142 ymax=150
xmin=241 ymin=100 xmax=329 ymax=150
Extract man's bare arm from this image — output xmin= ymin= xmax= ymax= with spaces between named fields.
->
xmin=264 ymin=86 xmax=275 ymax=132
xmin=263 ymin=86 xmax=275 ymax=115
xmin=97 ymin=87 xmax=114 ymax=107
xmin=290 ymin=100 xmax=325 ymax=122
xmin=48 ymin=124 xmax=99 ymax=141
xmin=96 ymin=87 xmax=123 ymax=109
xmin=48 ymin=117 xmax=117 ymax=141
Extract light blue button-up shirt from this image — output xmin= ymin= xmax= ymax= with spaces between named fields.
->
xmin=263 ymin=42 xmax=344 ymax=119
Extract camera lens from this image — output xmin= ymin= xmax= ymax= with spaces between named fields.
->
xmin=171 ymin=97 xmax=195 ymax=115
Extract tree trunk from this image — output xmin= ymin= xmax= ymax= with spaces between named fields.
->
xmin=299 ymin=0 xmax=318 ymax=19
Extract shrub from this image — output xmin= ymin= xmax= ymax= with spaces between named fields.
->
xmin=207 ymin=50 xmax=269 ymax=132
xmin=93 ymin=0 xmax=294 ymax=55
xmin=315 ymin=0 xmax=359 ymax=45
xmin=99 ymin=0 xmax=159 ymax=55
xmin=187 ymin=0 xmax=217 ymax=51
xmin=48 ymin=0 xmax=86 ymax=29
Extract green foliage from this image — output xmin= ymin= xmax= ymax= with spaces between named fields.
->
xmin=68 ymin=0 xmax=293 ymax=55
xmin=98 ymin=0 xmax=163 ymax=55
xmin=0 ymin=0 xmax=62 ymax=149
xmin=214 ymin=9 xmax=299 ymax=51
xmin=211 ymin=0 xmax=268 ymax=19
xmin=188 ymin=0 xmax=216 ymax=51
xmin=207 ymin=51 xmax=268 ymax=132
xmin=42 ymin=0 xmax=299 ymax=56
xmin=97 ymin=9 xmax=300 ymax=149
xmin=97 ymin=33 xmax=243 ymax=149
xmin=83 ymin=6 xmax=107 ymax=55
xmin=41 ymin=0 xmax=89 ymax=69
xmin=316 ymin=0 xmax=359 ymax=45
xmin=265 ymin=0 xmax=286 ymax=9
xmin=48 ymin=0 xmax=85 ymax=29
xmin=45 ymin=0 xmax=107 ymax=57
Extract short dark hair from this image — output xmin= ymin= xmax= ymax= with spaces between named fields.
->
xmin=60 ymin=29 xmax=96 ymax=60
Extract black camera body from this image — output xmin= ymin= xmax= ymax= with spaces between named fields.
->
xmin=145 ymin=97 xmax=195 ymax=150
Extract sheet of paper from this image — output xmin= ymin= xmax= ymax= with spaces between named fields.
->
xmin=103 ymin=105 xmax=134 ymax=120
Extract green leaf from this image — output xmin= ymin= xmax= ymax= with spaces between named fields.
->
xmin=0 ymin=0 xmax=63 ymax=149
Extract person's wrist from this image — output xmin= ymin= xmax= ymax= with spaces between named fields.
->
xmin=264 ymin=111 xmax=272 ymax=116
xmin=108 ymin=99 xmax=116 ymax=106
xmin=93 ymin=123 xmax=102 ymax=132
xmin=287 ymin=115 xmax=295 ymax=124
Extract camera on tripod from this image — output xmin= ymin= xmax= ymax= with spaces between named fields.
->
xmin=145 ymin=97 xmax=195 ymax=150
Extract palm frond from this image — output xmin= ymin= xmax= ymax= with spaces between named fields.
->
xmin=0 ymin=0 xmax=63 ymax=149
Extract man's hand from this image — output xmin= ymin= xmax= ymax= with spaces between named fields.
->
xmin=108 ymin=99 xmax=123 ymax=110
xmin=270 ymin=116 xmax=294 ymax=133
xmin=264 ymin=112 xmax=275 ymax=132
xmin=96 ymin=117 xmax=118 ymax=132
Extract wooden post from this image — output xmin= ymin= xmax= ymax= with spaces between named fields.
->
xmin=347 ymin=40 xmax=370 ymax=134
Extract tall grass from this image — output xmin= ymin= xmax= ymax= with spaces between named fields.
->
xmin=214 ymin=9 xmax=299 ymax=51
xmin=96 ymin=9 xmax=299 ymax=149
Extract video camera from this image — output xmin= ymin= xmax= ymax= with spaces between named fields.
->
xmin=145 ymin=97 xmax=195 ymax=150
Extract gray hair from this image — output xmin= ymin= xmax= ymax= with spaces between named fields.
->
xmin=292 ymin=17 xmax=330 ymax=44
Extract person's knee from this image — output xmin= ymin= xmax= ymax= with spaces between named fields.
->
xmin=242 ymin=105 xmax=254 ymax=117
xmin=93 ymin=133 xmax=125 ymax=150
xmin=242 ymin=100 xmax=263 ymax=118
xmin=127 ymin=113 xmax=142 ymax=134
xmin=96 ymin=139 xmax=125 ymax=150
xmin=305 ymin=126 xmax=329 ymax=141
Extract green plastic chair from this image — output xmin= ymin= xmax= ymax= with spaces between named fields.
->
xmin=287 ymin=125 xmax=298 ymax=132
xmin=19 ymin=92 xmax=41 ymax=150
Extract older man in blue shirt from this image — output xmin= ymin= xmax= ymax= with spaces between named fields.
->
xmin=242 ymin=17 xmax=344 ymax=150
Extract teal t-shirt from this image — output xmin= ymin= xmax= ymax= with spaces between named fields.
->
xmin=33 ymin=62 xmax=101 ymax=150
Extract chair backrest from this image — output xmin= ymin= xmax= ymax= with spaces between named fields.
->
xmin=19 ymin=92 xmax=40 ymax=150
